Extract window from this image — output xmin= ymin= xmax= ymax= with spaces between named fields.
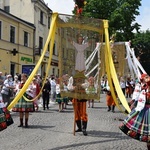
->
xmin=4 ymin=6 xmax=10 ymax=13
xmin=39 ymin=36 xmax=43 ymax=50
xmin=48 ymin=17 xmax=50 ymax=29
xmin=47 ymin=43 xmax=50 ymax=52
xmin=10 ymin=26 xmax=15 ymax=43
xmin=24 ymin=31 xmax=29 ymax=47
xmin=52 ymin=68 xmax=55 ymax=75
xmin=0 ymin=21 xmax=1 ymax=39
xmin=40 ymin=11 xmax=44 ymax=24
xmin=53 ymin=43 xmax=56 ymax=55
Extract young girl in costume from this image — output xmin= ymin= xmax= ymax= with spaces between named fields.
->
xmin=56 ymin=78 xmax=64 ymax=112
xmin=86 ymin=76 xmax=95 ymax=108
xmin=12 ymin=73 xmax=35 ymax=128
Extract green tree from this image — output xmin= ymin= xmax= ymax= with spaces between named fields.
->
xmin=74 ymin=0 xmax=141 ymax=41
xmin=132 ymin=30 xmax=150 ymax=74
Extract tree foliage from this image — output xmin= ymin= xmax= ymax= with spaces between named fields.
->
xmin=132 ymin=30 xmax=150 ymax=74
xmin=74 ymin=0 xmax=142 ymax=41
xmin=72 ymin=0 xmax=150 ymax=74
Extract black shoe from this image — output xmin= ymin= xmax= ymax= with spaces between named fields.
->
xmin=147 ymin=144 xmax=150 ymax=150
xmin=25 ymin=124 xmax=29 ymax=128
xmin=107 ymin=106 xmax=111 ymax=111
xmin=75 ymin=128 xmax=82 ymax=132
xmin=112 ymin=106 xmax=115 ymax=113
xmin=18 ymin=124 xmax=23 ymax=127
xmin=82 ymin=129 xmax=87 ymax=136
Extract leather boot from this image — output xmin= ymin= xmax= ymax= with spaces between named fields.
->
xmin=112 ymin=105 xmax=115 ymax=113
xmin=25 ymin=118 xmax=29 ymax=128
xmin=75 ymin=120 xmax=82 ymax=132
xmin=147 ymin=144 xmax=150 ymax=150
xmin=107 ymin=106 xmax=111 ymax=111
xmin=82 ymin=121 xmax=88 ymax=136
xmin=18 ymin=118 xmax=23 ymax=127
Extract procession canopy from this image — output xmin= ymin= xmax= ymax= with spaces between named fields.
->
xmin=56 ymin=14 xmax=104 ymax=100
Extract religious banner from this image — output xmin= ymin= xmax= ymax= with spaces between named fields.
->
xmin=57 ymin=14 xmax=104 ymax=100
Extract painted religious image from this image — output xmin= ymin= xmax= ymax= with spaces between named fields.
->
xmin=58 ymin=23 xmax=102 ymax=100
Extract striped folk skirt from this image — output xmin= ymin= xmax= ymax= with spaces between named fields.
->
xmin=56 ymin=94 xmax=64 ymax=104
xmin=119 ymin=104 xmax=150 ymax=143
xmin=12 ymin=95 xmax=35 ymax=112
xmin=0 ymin=106 xmax=14 ymax=131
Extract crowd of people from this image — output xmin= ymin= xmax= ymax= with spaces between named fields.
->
xmin=0 ymin=72 xmax=70 ymax=111
xmin=0 ymin=71 xmax=147 ymax=125
xmin=0 ymin=72 xmax=72 ymax=129
xmin=100 ymin=75 xmax=139 ymax=113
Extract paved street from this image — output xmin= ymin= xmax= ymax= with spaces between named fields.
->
xmin=0 ymin=94 xmax=147 ymax=150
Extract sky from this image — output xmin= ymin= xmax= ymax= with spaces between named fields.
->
xmin=44 ymin=0 xmax=150 ymax=31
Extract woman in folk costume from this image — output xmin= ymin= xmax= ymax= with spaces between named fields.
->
xmin=12 ymin=73 xmax=35 ymax=128
xmin=128 ymin=74 xmax=147 ymax=110
xmin=119 ymin=74 xmax=150 ymax=150
xmin=67 ymin=76 xmax=89 ymax=136
xmin=0 ymin=96 xmax=13 ymax=131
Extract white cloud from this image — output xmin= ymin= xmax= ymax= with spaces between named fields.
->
xmin=44 ymin=0 xmax=74 ymax=15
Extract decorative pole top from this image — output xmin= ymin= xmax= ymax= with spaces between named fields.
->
xmin=73 ymin=0 xmax=87 ymax=16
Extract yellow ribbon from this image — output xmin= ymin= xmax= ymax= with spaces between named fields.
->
xmin=103 ymin=20 xmax=131 ymax=113
xmin=7 ymin=13 xmax=58 ymax=110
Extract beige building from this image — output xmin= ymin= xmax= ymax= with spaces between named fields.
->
xmin=0 ymin=8 xmax=35 ymax=76
xmin=0 ymin=0 xmax=59 ymax=78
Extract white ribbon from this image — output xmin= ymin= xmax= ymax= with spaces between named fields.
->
xmin=125 ymin=42 xmax=147 ymax=79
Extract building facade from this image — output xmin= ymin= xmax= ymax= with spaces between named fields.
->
xmin=0 ymin=0 xmax=59 ymax=78
xmin=0 ymin=8 xmax=35 ymax=76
